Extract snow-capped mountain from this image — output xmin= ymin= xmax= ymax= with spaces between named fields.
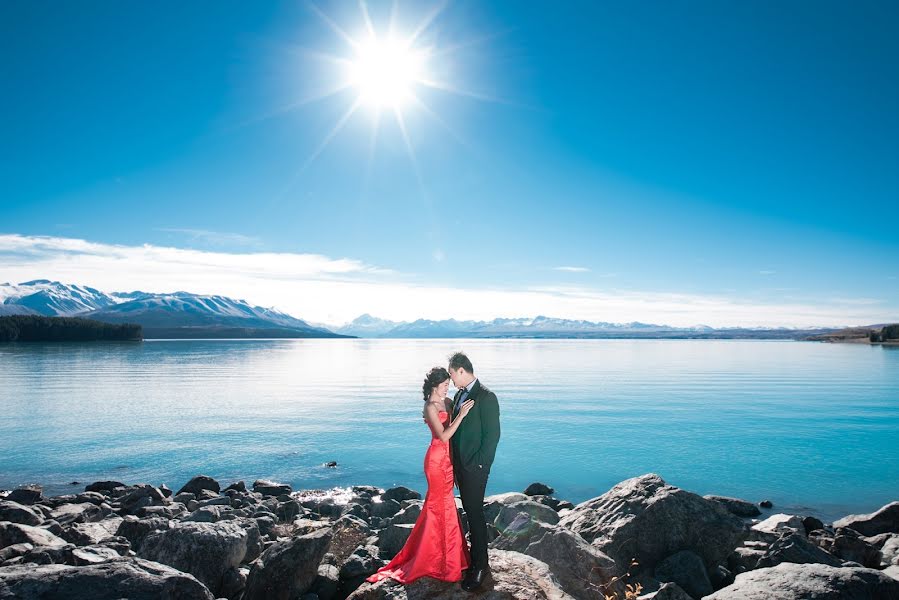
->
xmin=334 ymin=314 xmax=830 ymax=339
xmin=0 ymin=280 xmax=120 ymax=316
xmin=0 ymin=280 xmax=343 ymax=338
xmin=332 ymin=314 xmax=402 ymax=337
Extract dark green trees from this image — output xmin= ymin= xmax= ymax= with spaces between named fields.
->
xmin=0 ymin=315 xmax=141 ymax=342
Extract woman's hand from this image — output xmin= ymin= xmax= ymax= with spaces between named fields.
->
xmin=458 ymin=399 xmax=475 ymax=418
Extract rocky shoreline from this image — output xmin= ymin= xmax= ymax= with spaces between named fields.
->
xmin=1 ymin=473 xmax=898 ymax=599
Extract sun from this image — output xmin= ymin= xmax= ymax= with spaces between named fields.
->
xmin=346 ymin=36 xmax=429 ymax=110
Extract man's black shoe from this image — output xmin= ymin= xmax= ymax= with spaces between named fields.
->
xmin=461 ymin=566 xmax=489 ymax=592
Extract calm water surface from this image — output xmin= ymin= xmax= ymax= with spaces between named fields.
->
xmin=1 ymin=339 xmax=897 ymax=522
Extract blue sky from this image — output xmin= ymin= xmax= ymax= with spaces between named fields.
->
xmin=2 ymin=1 xmax=897 ymax=326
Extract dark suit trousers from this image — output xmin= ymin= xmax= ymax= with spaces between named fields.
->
xmin=456 ymin=465 xmax=490 ymax=570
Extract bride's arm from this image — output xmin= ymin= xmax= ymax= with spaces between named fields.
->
xmin=424 ymin=402 xmax=470 ymax=443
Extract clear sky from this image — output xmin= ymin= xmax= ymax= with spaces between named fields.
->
xmin=2 ymin=1 xmax=897 ymax=327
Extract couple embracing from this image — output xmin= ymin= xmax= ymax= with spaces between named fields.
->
xmin=367 ymin=352 xmax=501 ymax=592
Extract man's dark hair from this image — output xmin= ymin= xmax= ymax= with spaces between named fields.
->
xmin=448 ymin=352 xmax=474 ymax=374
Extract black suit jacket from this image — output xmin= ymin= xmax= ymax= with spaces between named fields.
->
xmin=450 ymin=380 xmax=501 ymax=473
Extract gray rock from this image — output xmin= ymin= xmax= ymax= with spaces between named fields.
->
xmin=834 ymin=502 xmax=899 ymax=537
xmin=0 ymin=521 xmax=68 ymax=549
xmin=524 ymin=483 xmax=555 ymax=496
xmin=224 ymin=481 xmax=247 ymax=493
xmin=70 ymin=545 xmax=122 ymax=565
xmin=638 ymin=582 xmax=695 ymax=600
xmin=243 ymin=528 xmax=332 ymax=600
xmin=84 ymin=481 xmax=125 ymax=494
xmin=253 ymin=480 xmax=292 ymax=496
xmin=705 ymin=562 xmax=899 ymax=599
xmin=492 ymin=521 xmax=623 ymax=599
xmin=340 ymin=544 xmax=383 ymax=579
xmin=495 ymin=500 xmax=560 ymax=533
xmin=196 ymin=496 xmax=232 ymax=508
xmin=0 ymin=556 xmax=215 ymax=599
xmin=0 ymin=501 xmax=43 ymax=526
xmin=329 ymin=515 xmax=372 ymax=564
xmin=370 ymin=499 xmax=402 ymax=520
xmin=310 ymin=563 xmax=339 ymax=600
xmin=60 ymin=517 xmax=124 ymax=546
xmin=750 ymin=513 xmax=804 ymax=540
xmin=877 ymin=533 xmax=899 ymax=567
xmin=802 ymin=516 xmax=825 ymax=534
xmin=755 ymin=530 xmax=842 ymax=569
xmin=114 ymin=516 xmax=170 ymax=551
xmin=184 ymin=505 xmax=232 ymax=523
xmin=117 ymin=484 xmax=168 ymax=515
xmin=558 ymin=474 xmax=745 ymax=573
xmin=347 ymin=549 xmax=576 ymax=599
xmin=139 ymin=521 xmax=249 ymax=596
xmin=0 ymin=543 xmax=33 ymax=563
xmin=381 ymin=486 xmax=421 ymax=504
xmin=389 ymin=501 xmax=422 ymax=525
xmin=832 ymin=527 xmax=883 ymax=568
xmin=704 ymin=495 xmax=762 ymax=518
xmin=178 ymin=475 xmax=221 ymax=496
xmin=5 ymin=485 xmax=42 ymax=506
xmin=277 ymin=499 xmax=302 ymax=522
xmin=654 ymin=550 xmax=713 ymax=598
xmin=378 ymin=523 xmax=413 ymax=557
xmin=50 ymin=502 xmax=104 ymax=526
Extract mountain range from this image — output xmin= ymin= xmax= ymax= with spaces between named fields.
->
xmin=330 ymin=314 xmax=835 ymax=339
xmin=2 ymin=280 xmax=843 ymax=340
xmin=0 ymin=280 xmax=344 ymax=338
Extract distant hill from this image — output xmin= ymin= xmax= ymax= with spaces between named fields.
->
xmin=334 ymin=314 xmax=838 ymax=339
xmin=0 ymin=280 xmax=347 ymax=339
xmin=804 ymin=324 xmax=899 ymax=344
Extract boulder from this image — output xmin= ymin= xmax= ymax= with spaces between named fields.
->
xmin=0 ymin=556 xmax=214 ymax=599
xmin=0 ymin=501 xmax=43 ymax=526
xmin=0 ymin=521 xmax=67 ymax=549
xmin=329 ymin=515 xmax=372 ymax=564
xmin=243 ymin=528 xmax=332 ymax=600
xmin=558 ymin=474 xmax=745 ymax=572
xmin=381 ymin=486 xmax=421 ymax=504
xmin=832 ymin=527 xmax=883 ymax=568
xmin=638 ymin=582 xmax=695 ymax=600
xmin=492 ymin=521 xmax=623 ymax=599
xmin=371 ymin=499 xmax=403 ymax=520
xmin=704 ymin=495 xmax=762 ymax=518
xmin=340 ymin=544 xmax=384 ymax=579
xmin=389 ymin=501 xmax=423 ymax=525
xmin=60 ymin=517 xmax=124 ymax=546
xmin=494 ymin=500 xmax=560 ymax=533
xmin=50 ymin=502 xmax=104 ymax=526
xmin=5 ymin=485 xmax=42 ymax=506
xmin=755 ymin=531 xmax=842 ymax=569
xmin=524 ymin=483 xmax=555 ymax=496
xmin=184 ymin=505 xmax=232 ymax=523
xmin=177 ymin=475 xmax=221 ymax=496
xmin=114 ymin=516 xmax=170 ymax=552
xmin=139 ymin=520 xmax=249 ymax=596
xmin=834 ymin=502 xmax=899 ymax=537
xmin=705 ymin=562 xmax=899 ymax=599
xmin=347 ymin=549 xmax=576 ymax=599
xmin=378 ymin=523 xmax=414 ymax=557
xmin=117 ymin=484 xmax=168 ymax=515
xmin=0 ymin=543 xmax=33 ymax=563
xmin=750 ymin=513 xmax=804 ymax=539
xmin=253 ymin=480 xmax=292 ymax=497
xmin=877 ymin=534 xmax=899 ymax=567
xmin=653 ymin=550 xmax=713 ymax=599
xmin=85 ymin=481 xmax=126 ymax=494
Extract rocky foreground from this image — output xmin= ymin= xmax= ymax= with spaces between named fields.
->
xmin=1 ymin=474 xmax=898 ymax=599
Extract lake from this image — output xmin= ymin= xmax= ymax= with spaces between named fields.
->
xmin=1 ymin=338 xmax=897 ymax=523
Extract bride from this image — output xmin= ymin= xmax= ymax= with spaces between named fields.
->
xmin=366 ymin=366 xmax=475 ymax=584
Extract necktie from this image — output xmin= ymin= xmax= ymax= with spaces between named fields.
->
xmin=453 ymin=387 xmax=469 ymax=417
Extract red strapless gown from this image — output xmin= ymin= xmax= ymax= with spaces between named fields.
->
xmin=367 ymin=410 xmax=471 ymax=584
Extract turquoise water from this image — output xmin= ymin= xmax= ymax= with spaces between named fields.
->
xmin=1 ymin=339 xmax=897 ymax=523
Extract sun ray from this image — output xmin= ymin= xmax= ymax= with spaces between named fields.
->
xmin=405 ymin=0 xmax=450 ymax=48
xmin=300 ymin=97 xmax=364 ymax=174
xmin=308 ymin=2 xmax=361 ymax=52
xmin=392 ymin=106 xmax=427 ymax=197
xmin=359 ymin=0 xmax=377 ymax=39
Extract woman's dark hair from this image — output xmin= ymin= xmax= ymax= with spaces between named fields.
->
xmin=422 ymin=366 xmax=450 ymax=401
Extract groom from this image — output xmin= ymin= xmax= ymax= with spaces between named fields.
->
xmin=448 ymin=352 xmax=501 ymax=592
